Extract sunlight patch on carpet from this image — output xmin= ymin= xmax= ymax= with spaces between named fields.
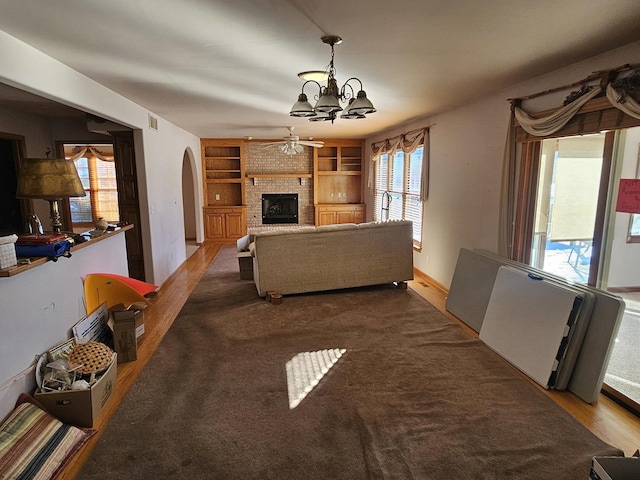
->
xmin=285 ymin=349 xmax=346 ymax=409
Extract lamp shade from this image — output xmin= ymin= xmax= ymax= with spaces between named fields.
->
xmin=290 ymin=93 xmax=316 ymax=117
xmin=308 ymin=112 xmax=332 ymax=122
xmin=350 ymin=90 xmax=376 ymax=115
xmin=314 ymin=92 xmax=342 ymax=113
xmin=340 ymin=98 xmax=366 ymax=119
xmin=16 ymin=157 xmax=86 ymax=200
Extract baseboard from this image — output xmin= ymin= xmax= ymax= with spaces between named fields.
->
xmin=413 ymin=267 xmax=448 ymax=295
xmin=607 ymin=286 xmax=640 ymax=293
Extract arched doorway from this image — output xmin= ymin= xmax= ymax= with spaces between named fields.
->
xmin=181 ymin=148 xmax=199 ymax=259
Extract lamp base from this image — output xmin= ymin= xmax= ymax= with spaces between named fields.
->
xmin=48 ymin=199 xmax=63 ymax=234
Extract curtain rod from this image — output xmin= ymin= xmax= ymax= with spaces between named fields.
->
xmin=507 ymin=63 xmax=640 ymax=103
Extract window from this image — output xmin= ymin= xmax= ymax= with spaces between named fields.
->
xmin=67 ymin=146 xmax=119 ymax=226
xmin=374 ymin=146 xmax=423 ymax=248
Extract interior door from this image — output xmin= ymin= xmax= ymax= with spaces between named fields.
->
xmin=111 ymin=131 xmax=145 ymax=281
xmin=0 ymin=134 xmax=31 ymax=236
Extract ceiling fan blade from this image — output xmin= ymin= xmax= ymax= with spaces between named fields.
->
xmin=298 ymin=141 xmax=324 ymax=148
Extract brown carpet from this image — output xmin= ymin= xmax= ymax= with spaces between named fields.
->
xmin=78 ymin=246 xmax=621 ymax=479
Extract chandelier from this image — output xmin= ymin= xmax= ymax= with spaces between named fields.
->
xmin=289 ymin=35 xmax=376 ymax=123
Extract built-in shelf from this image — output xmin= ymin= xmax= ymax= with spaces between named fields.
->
xmin=246 ymin=173 xmax=312 ymax=185
xmin=316 ymin=171 xmax=362 ymax=176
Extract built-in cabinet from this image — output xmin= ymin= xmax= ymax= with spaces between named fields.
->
xmin=316 ymin=204 xmax=365 ymax=225
xmin=201 ymin=139 xmax=247 ymax=241
xmin=204 ymin=206 xmax=246 ymax=239
xmin=314 ymin=140 xmax=365 ymax=226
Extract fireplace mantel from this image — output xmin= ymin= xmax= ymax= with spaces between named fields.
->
xmin=246 ymin=173 xmax=312 ymax=186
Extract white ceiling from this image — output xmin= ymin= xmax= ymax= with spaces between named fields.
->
xmin=1 ymin=0 xmax=640 ymax=140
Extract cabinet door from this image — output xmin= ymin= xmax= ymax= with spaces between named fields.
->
xmin=225 ymin=212 xmax=245 ymax=238
xmin=353 ymin=206 xmax=365 ymax=224
xmin=205 ymin=212 xmax=225 ymax=239
xmin=317 ymin=210 xmax=337 ymax=226
xmin=336 ymin=210 xmax=355 ymax=224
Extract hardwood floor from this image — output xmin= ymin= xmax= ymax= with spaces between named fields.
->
xmin=59 ymin=244 xmax=640 ymax=478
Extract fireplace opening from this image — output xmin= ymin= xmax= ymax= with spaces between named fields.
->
xmin=262 ymin=194 xmax=298 ymax=224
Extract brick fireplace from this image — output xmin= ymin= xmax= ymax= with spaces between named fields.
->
xmin=244 ymin=143 xmax=314 ymax=229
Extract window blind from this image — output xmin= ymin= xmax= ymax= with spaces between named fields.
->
xmin=373 ymin=148 xmax=423 ymax=248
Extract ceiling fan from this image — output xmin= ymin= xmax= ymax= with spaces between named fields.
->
xmin=259 ymin=127 xmax=324 ymax=155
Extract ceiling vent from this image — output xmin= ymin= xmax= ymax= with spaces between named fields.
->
xmin=148 ymin=114 xmax=158 ymax=131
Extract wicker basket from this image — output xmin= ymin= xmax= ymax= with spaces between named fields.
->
xmin=68 ymin=342 xmax=113 ymax=375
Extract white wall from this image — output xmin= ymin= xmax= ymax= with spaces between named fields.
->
xmin=367 ymin=40 xmax=640 ymax=288
xmin=0 ymin=233 xmax=129 ymax=420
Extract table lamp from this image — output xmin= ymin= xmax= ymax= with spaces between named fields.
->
xmin=16 ymin=157 xmax=86 ymax=233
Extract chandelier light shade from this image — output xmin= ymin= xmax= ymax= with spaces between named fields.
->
xmin=298 ymin=70 xmax=329 ymax=82
xmin=309 ymin=112 xmax=332 ymax=122
xmin=290 ymin=35 xmax=376 ymax=124
xmin=290 ymin=93 xmax=317 ymax=117
xmin=16 ymin=157 xmax=86 ymax=233
xmin=340 ymin=98 xmax=365 ymax=119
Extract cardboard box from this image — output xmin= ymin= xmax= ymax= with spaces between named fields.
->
xmin=34 ymin=353 xmax=117 ymax=428
xmin=110 ymin=303 xmax=145 ymax=343
xmin=591 ymin=456 xmax=640 ymax=480
xmin=112 ymin=315 xmax=137 ymax=363
xmin=237 ymin=251 xmax=254 ymax=280
xmin=236 ymin=234 xmax=254 ymax=280
xmin=134 ymin=310 xmax=145 ymax=341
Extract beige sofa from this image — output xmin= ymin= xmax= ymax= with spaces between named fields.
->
xmin=250 ymin=220 xmax=414 ymax=297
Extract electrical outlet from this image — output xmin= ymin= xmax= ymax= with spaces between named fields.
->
xmin=215 ymin=194 xmax=220 ymax=200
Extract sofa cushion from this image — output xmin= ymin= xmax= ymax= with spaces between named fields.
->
xmin=315 ymin=223 xmax=357 ymax=232
xmin=254 ymin=226 xmax=317 ymax=238
xmin=357 ymin=220 xmax=413 ymax=229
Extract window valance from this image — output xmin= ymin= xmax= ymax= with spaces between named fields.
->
xmin=513 ymin=86 xmax=603 ymax=137
xmin=370 ymin=127 xmax=428 ymax=157
xmin=369 ymin=127 xmax=430 ymax=202
xmin=499 ymin=65 xmax=640 ymax=258
xmin=512 ymin=66 xmax=640 ymax=140
xmin=66 ymin=146 xmax=114 ymax=162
